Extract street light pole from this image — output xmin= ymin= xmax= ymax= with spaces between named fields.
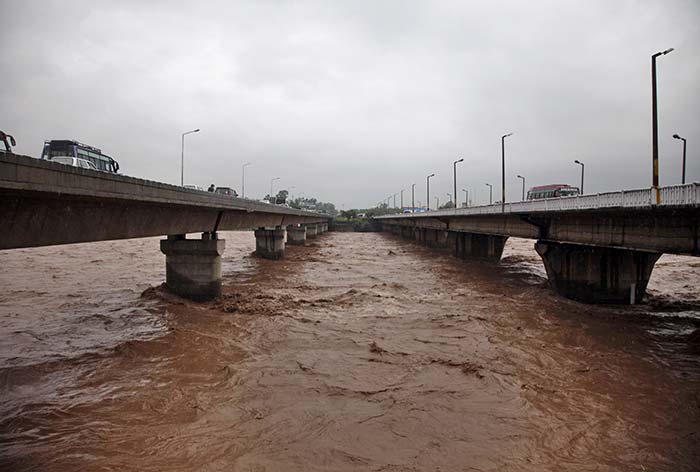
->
xmin=446 ymin=192 xmax=452 ymax=208
xmin=393 ymin=193 xmax=397 ymax=209
xmin=574 ymin=160 xmax=585 ymax=194
xmin=427 ymin=173 xmax=435 ymax=211
xmin=673 ymin=134 xmax=687 ymax=184
xmin=485 ymin=183 xmax=493 ymax=205
xmin=242 ymin=162 xmax=251 ymax=198
xmin=501 ymin=133 xmax=513 ymax=211
xmin=453 ymin=158 xmax=464 ymax=209
xmin=270 ymin=177 xmax=280 ymax=201
xmin=435 ymin=196 xmax=439 ymax=209
xmin=652 ymin=47 xmax=674 ymax=203
xmin=400 ymin=189 xmax=404 ymax=210
xmin=516 ymin=175 xmax=525 ymax=201
xmin=411 ymin=183 xmax=416 ymax=212
xmin=180 ymin=128 xmax=200 ymax=186
xmin=462 ymin=188 xmax=468 ymax=208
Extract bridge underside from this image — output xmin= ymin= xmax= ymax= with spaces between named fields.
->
xmin=381 ymin=209 xmax=698 ymax=304
xmin=0 ymin=190 xmax=325 ymax=249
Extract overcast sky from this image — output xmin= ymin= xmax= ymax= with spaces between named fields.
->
xmin=1 ymin=0 xmax=698 ymax=208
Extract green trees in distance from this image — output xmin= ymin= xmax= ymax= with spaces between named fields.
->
xmin=288 ymin=196 xmax=337 ymax=216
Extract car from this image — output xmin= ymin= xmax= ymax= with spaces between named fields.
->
xmin=215 ymin=186 xmax=238 ymax=197
xmin=183 ymin=184 xmax=204 ymax=191
xmin=50 ymin=156 xmax=98 ymax=171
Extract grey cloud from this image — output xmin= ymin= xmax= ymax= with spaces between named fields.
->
xmin=1 ymin=0 xmax=698 ymax=208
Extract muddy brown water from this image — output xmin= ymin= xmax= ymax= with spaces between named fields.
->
xmin=1 ymin=232 xmax=699 ymax=471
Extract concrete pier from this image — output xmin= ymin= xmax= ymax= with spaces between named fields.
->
xmin=255 ymin=227 xmax=286 ymax=259
xmin=535 ymin=241 xmax=661 ymax=304
xmin=451 ymin=232 xmax=508 ymax=262
xmin=160 ymin=233 xmax=225 ymax=301
xmin=287 ymin=225 xmax=307 ymax=246
xmin=306 ymin=224 xmax=318 ymax=239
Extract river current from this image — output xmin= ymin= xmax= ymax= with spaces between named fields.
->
xmin=1 ymin=232 xmax=698 ymax=471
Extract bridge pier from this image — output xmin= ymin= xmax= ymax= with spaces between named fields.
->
xmin=160 ymin=233 xmax=225 ymax=301
xmin=450 ymin=232 xmax=508 ymax=262
xmin=287 ymin=225 xmax=307 ymax=246
xmin=423 ymin=228 xmax=447 ymax=248
xmin=535 ymin=241 xmax=661 ymax=304
xmin=255 ymin=227 xmax=286 ymax=260
xmin=306 ymin=224 xmax=318 ymax=239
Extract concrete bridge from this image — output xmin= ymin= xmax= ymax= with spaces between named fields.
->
xmin=377 ymin=184 xmax=700 ymax=304
xmin=0 ymin=153 xmax=331 ymax=300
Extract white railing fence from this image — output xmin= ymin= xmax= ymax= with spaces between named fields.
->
xmin=379 ymin=182 xmax=700 ymax=219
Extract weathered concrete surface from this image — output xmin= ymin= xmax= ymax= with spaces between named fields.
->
xmin=306 ymin=224 xmax=318 ymax=239
xmin=255 ymin=228 xmax=286 ymax=260
xmin=535 ymin=241 xmax=661 ymax=304
xmin=287 ymin=225 xmax=306 ymax=246
xmin=379 ymin=208 xmax=699 ymax=256
xmin=0 ymin=153 xmax=330 ymax=249
xmin=160 ymin=234 xmax=225 ymax=301
xmin=450 ymin=231 xmax=508 ymax=262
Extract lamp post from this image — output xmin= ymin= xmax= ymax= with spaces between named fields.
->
xmin=673 ymin=134 xmax=687 ymax=184
xmin=453 ymin=158 xmax=464 ymax=210
xmin=180 ymin=128 xmax=200 ymax=186
xmin=501 ymin=132 xmax=513 ymax=211
xmin=427 ymin=173 xmax=435 ymax=210
xmin=435 ymin=196 xmax=439 ymax=209
xmin=516 ymin=174 xmax=525 ymax=201
xmin=400 ymin=189 xmax=404 ymax=210
xmin=573 ymin=160 xmax=585 ymax=194
xmin=462 ymin=188 xmax=468 ymax=208
xmin=392 ymin=192 xmax=398 ymax=209
xmin=446 ymin=192 xmax=452 ymax=208
xmin=411 ymin=183 xmax=416 ymax=212
xmin=652 ymin=47 xmax=674 ymax=203
xmin=270 ymin=177 xmax=280 ymax=201
xmin=242 ymin=162 xmax=251 ymax=198
xmin=485 ymin=183 xmax=493 ymax=205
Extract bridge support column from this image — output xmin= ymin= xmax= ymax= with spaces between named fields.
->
xmin=306 ymin=224 xmax=318 ymax=239
xmin=255 ymin=227 xmax=286 ymax=260
xmin=286 ymin=225 xmax=307 ymax=246
xmin=401 ymin=226 xmax=414 ymax=239
xmin=450 ymin=232 xmax=508 ymax=262
xmin=160 ymin=233 xmax=225 ymax=301
xmin=423 ymin=228 xmax=447 ymax=248
xmin=535 ymin=241 xmax=661 ymax=304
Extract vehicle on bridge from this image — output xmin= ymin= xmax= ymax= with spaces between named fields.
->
xmin=183 ymin=184 xmax=204 ymax=191
xmin=50 ymin=156 xmax=98 ymax=171
xmin=41 ymin=139 xmax=120 ymax=173
xmin=1 ymin=130 xmax=16 ymax=153
xmin=527 ymin=184 xmax=580 ymax=200
xmin=215 ymin=186 xmax=238 ymax=197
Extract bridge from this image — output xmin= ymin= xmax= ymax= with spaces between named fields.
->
xmin=0 ymin=153 xmax=331 ymax=300
xmin=376 ymin=184 xmax=700 ymax=304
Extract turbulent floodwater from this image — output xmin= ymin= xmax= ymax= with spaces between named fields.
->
xmin=1 ymin=232 xmax=699 ymax=471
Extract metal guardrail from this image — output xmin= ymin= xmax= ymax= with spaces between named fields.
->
xmin=377 ymin=182 xmax=700 ymax=219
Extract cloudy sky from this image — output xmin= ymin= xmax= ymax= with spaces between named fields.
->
xmin=1 ymin=0 xmax=698 ymax=208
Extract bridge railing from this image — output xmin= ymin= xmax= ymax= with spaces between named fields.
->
xmin=379 ymin=183 xmax=700 ymax=219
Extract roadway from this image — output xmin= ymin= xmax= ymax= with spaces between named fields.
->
xmin=0 ymin=153 xmax=330 ymax=250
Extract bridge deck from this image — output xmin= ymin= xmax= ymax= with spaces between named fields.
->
xmin=0 ymin=153 xmax=329 ymax=249
xmin=379 ymin=183 xmax=700 ymax=219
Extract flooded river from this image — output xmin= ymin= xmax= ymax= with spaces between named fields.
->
xmin=1 ymin=232 xmax=699 ymax=471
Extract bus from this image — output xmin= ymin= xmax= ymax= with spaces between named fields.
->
xmin=527 ymin=184 xmax=580 ymax=200
xmin=41 ymin=140 xmax=120 ymax=173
